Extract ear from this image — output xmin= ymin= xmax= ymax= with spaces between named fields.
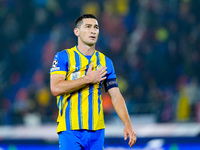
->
xmin=74 ymin=28 xmax=80 ymax=37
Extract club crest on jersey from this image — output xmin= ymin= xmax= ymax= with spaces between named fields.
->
xmin=96 ymin=64 xmax=102 ymax=70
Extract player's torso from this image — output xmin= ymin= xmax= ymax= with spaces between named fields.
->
xmin=57 ymin=46 xmax=106 ymax=131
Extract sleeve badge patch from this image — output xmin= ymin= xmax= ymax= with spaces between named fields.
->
xmin=52 ymin=59 xmax=58 ymax=68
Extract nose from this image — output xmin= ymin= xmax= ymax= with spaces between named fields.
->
xmin=91 ymin=31 xmax=96 ymax=35
xmin=91 ymin=28 xmax=97 ymax=35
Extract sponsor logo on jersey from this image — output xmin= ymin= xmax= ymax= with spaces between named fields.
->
xmin=71 ymin=71 xmax=81 ymax=80
xmin=50 ymin=67 xmax=60 ymax=72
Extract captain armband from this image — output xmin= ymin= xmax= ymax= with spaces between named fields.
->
xmin=105 ymin=78 xmax=118 ymax=92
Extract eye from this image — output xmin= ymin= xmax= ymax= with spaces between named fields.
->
xmin=85 ymin=24 xmax=91 ymax=28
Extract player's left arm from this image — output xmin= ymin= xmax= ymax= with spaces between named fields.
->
xmin=108 ymin=87 xmax=137 ymax=147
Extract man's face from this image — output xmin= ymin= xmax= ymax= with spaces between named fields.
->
xmin=77 ymin=18 xmax=99 ymax=46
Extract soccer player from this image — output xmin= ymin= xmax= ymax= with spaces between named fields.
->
xmin=50 ymin=14 xmax=136 ymax=150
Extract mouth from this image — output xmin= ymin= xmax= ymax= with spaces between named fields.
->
xmin=89 ymin=36 xmax=96 ymax=39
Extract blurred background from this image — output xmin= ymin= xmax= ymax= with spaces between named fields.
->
xmin=0 ymin=0 xmax=200 ymax=149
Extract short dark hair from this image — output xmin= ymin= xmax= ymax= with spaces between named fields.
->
xmin=75 ymin=14 xmax=97 ymax=28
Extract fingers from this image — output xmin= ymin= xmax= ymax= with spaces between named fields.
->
xmin=124 ymin=131 xmax=127 ymax=140
xmin=129 ymin=135 xmax=135 ymax=147
xmin=89 ymin=63 xmax=106 ymax=74
xmin=88 ymin=62 xmax=93 ymax=71
xmin=94 ymin=65 xmax=107 ymax=81
xmin=98 ymin=66 xmax=107 ymax=74
xmin=100 ymin=76 xmax=107 ymax=81
xmin=129 ymin=132 xmax=137 ymax=147
xmin=124 ymin=131 xmax=137 ymax=147
xmin=99 ymin=67 xmax=107 ymax=81
xmin=98 ymin=66 xmax=107 ymax=75
xmin=86 ymin=63 xmax=107 ymax=83
xmin=128 ymin=132 xmax=133 ymax=146
xmin=101 ymin=69 xmax=107 ymax=77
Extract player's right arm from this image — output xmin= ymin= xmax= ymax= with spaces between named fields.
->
xmin=50 ymin=62 xmax=107 ymax=96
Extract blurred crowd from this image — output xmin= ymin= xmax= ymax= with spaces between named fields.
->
xmin=1 ymin=0 xmax=200 ymax=126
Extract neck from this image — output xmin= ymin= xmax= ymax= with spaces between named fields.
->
xmin=77 ymin=41 xmax=95 ymax=56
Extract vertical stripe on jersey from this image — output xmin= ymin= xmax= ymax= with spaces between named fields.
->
xmin=71 ymin=92 xmax=79 ymax=129
xmin=81 ymin=86 xmax=89 ymax=129
xmin=70 ymin=51 xmax=80 ymax=129
xmin=80 ymin=56 xmax=89 ymax=130
xmin=86 ymin=57 xmax=93 ymax=130
xmin=75 ymin=51 xmax=82 ymax=129
xmin=65 ymin=97 xmax=70 ymax=130
xmin=96 ymin=52 xmax=101 ymax=114
xmin=78 ymin=91 xmax=82 ymax=129
xmin=98 ymin=89 xmax=101 ymax=114
xmin=66 ymin=50 xmax=78 ymax=129
xmin=88 ymin=84 xmax=93 ymax=130
xmin=65 ymin=50 xmax=71 ymax=130
xmin=96 ymin=51 xmax=100 ymax=68
xmin=56 ymin=96 xmax=61 ymax=124
xmin=66 ymin=49 xmax=75 ymax=80
xmin=59 ymin=95 xmax=63 ymax=116
xmin=74 ymin=51 xmax=81 ymax=71
xmin=92 ymin=52 xmax=99 ymax=129
xmin=65 ymin=49 xmax=70 ymax=73
xmin=96 ymin=52 xmax=106 ymax=115
xmin=100 ymin=52 xmax=106 ymax=111
xmin=57 ymin=95 xmax=60 ymax=109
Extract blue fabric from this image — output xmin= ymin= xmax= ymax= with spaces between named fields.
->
xmin=105 ymin=56 xmax=116 ymax=80
xmin=59 ymin=129 xmax=105 ymax=150
xmin=50 ymin=50 xmax=68 ymax=73
xmin=104 ymin=78 xmax=118 ymax=92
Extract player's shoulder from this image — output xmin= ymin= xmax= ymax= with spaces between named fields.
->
xmin=95 ymin=50 xmax=113 ymax=67
xmin=96 ymin=50 xmax=105 ymax=56
xmin=95 ymin=50 xmax=111 ymax=60
xmin=65 ymin=46 xmax=76 ymax=52
xmin=57 ymin=49 xmax=67 ymax=55
xmin=56 ymin=46 xmax=76 ymax=56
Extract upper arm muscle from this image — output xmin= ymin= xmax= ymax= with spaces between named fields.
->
xmin=108 ymin=87 xmax=121 ymax=101
xmin=50 ymin=74 xmax=66 ymax=95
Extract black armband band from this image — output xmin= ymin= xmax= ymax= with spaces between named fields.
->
xmin=105 ymin=78 xmax=118 ymax=92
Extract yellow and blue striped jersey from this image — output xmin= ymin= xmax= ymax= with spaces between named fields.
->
xmin=50 ymin=46 xmax=117 ymax=133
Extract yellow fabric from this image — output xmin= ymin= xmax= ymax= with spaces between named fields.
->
xmin=55 ymin=46 xmax=106 ymax=133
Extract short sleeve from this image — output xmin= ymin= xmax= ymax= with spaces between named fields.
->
xmin=50 ymin=50 xmax=68 ymax=75
xmin=104 ymin=57 xmax=118 ymax=91
xmin=105 ymin=57 xmax=117 ymax=79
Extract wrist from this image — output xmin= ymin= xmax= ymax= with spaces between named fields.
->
xmin=83 ymin=75 xmax=90 ymax=84
xmin=124 ymin=121 xmax=132 ymax=126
